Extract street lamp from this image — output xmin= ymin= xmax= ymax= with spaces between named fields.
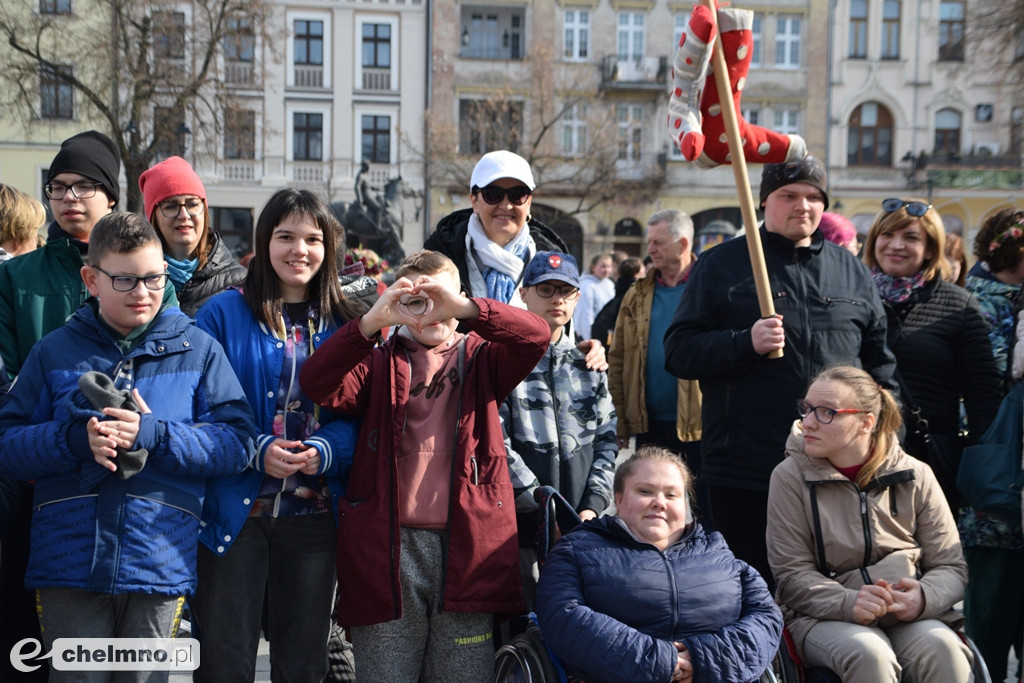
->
xmin=900 ymin=151 xmax=928 ymax=186
xmin=176 ymin=123 xmax=192 ymax=156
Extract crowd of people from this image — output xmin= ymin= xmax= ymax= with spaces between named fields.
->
xmin=0 ymin=134 xmax=1020 ymax=683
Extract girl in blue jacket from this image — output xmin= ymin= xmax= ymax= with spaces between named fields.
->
xmin=536 ymin=447 xmax=782 ymax=683
xmin=191 ymin=188 xmax=367 ymax=682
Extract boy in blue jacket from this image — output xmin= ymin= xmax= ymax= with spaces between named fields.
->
xmin=0 ymin=212 xmax=256 ymax=675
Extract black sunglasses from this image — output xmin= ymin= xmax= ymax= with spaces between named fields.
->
xmin=476 ymin=185 xmax=532 ymax=206
xmin=882 ymin=198 xmax=931 ymax=217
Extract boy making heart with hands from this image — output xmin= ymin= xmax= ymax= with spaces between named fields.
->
xmin=300 ymin=249 xmax=550 ymax=681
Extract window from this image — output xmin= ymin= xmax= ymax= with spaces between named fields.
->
xmin=564 ymin=10 xmax=590 ymax=61
xmin=155 ymin=12 xmax=186 ymax=60
xmin=40 ymin=0 xmax=70 ymax=14
xmin=293 ymin=112 xmax=323 ymax=161
xmin=775 ymin=16 xmax=801 ymax=68
xmin=774 ymin=110 xmax=799 ymax=135
xmin=40 ymin=65 xmax=72 ymax=119
xmin=750 ymin=16 xmax=762 ymax=67
xmin=742 ymin=107 xmax=760 ymax=126
xmin=562 ymin=104 xmax=588 ymax=156
xmin=938 ymin=1 xmax=964 ymax=61
xmin=458 ymin=99 xmax=523 ymax=155
xmin=361 ymin=115 xmax=390 ymax=163
xmin=295 ymin=20 xmax=324 ymax=65
xmin=849 ymin=0 xmax=867 ymax=58
xmin=881 ymin=0 xmax=900 ymax=59
xmin=223 ymin=16 xmax=255 ymax=62
xmin=466 ymin=13 xmax=498 ymax=59
xmin=673 ymin=14 xmax=686 ymax=59
xmin=362 ymin=24 xmax=391 ymax=68
xmin=224 ymin=108 xmax=255 ymax=159
xmin=934 ymin=108 xmax=961 ymax=156
xmin=617 ymin=12 xmax=645 ymax=62
xmin=847 ymin=101 xmax=893 ymax=166
xmin=617 ymin=104 xmax=643 ymax=163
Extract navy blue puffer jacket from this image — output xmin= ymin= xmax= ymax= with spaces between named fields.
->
xmin=535 ymin=517 xmax=782 ymax=683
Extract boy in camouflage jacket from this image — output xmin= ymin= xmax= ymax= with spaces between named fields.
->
xmin=500 ymin=252 xmax=618 ymax=607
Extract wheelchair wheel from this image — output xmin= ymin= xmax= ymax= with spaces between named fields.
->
xmin=959 ymin=632 xmax=992 ymax=683
xmin=494 ymin=627 xmax=563 ymax=683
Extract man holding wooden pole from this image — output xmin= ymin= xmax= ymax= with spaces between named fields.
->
xmin=664 ymin=157 xmax=897 ymax=588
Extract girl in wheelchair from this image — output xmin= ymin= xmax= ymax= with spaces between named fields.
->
xmin=535 ymin=446 xmax=782 ymax=682
xmin=767 ymin=365 xmax=973 ymax=682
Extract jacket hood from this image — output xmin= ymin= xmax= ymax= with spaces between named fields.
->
xmin=67 ymin=301 xmax=192 ymax=345
xmin=578 ymin=513 xmax=718 ymax=553
xmin=783 ymin=421 xmax=913 ymax=482
xmin=762 ymin=225 xmax=825 ymax=262
xmin=431 ymin=207 xmax=567 ymax=252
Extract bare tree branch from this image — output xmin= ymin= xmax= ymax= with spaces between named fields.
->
xmin=0 ymin=0 xmax=280 ymax=212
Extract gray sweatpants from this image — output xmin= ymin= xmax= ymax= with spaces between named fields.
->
xmin=350 ymin=527 xmax=494 ymax=682
xmin=36 ymin=587 xmax=184 ymax=683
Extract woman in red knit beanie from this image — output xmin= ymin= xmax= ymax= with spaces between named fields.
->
xmin=139 ymin=156 xmax=247 ymax=314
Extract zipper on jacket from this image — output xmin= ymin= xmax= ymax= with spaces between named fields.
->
xmin=547 ymin=350 xmax=563 ymax=493
xmin=662 ymin=550 xmax=680 ymax=636
xmin=272 ymin=323 xmax=302 ymax=519
xmin=823 ymin=296 xmax=864 ymax=308
xmin=439 ymin=340 xmax=472 ymax=613
xmin=858 ymin=490 xmax=873 ymax=586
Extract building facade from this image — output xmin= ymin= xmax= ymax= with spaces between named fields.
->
xmin=0 ymin=0 xmax=429 ymax=259
xmin=426 ymin=0 xmax=829 ymax=262
xmin=827 ymin=0 xmax=1023 ymax=249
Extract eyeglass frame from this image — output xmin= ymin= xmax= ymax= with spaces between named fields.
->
xmin=530 ymin=282 xmax=580 ymax=300
xmin=158 ymin=197 xmax=205 ymax=219
xmin=881 ymin=198 xmax=931 ymax=217
xmin=795 ymin=399 xmax=866 ymax=425
xmin=473 ymin=184 xmax=533 ymax=206
xmin=92 ymin=266 xmax=169 ymax=292
xmin=44 ymin=181 xmax=103 ymax=201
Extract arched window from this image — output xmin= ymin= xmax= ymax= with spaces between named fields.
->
xmin=934 ymin=108 xmax=962 ymax=157
xmin=847 ymin=102 xmax=893 ymax=166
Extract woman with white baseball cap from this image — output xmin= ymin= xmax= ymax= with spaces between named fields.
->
xmin=425 ymin=150 xmax=568 ymax=308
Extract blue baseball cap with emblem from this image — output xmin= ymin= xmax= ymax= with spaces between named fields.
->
xmin=523 ymin=251 xmax=580 ymax=288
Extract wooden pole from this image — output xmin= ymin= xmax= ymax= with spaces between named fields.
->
xmin=700 ymin=0 xmax=781 ymax=358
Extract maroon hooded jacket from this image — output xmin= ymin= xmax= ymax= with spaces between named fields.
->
xmin=300 ymin=298 xmax=549 ymax=626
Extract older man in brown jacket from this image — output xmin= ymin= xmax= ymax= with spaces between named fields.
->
xmin=608 ymin=209 xmax=705 ymax=520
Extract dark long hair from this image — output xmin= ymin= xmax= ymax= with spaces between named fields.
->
xmin=243 ymin=188 xmax=366 ymax=328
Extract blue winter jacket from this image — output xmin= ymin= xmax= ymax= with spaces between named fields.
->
xmin=194 ymin=289 xmax=357 ymax=554
xmin=0 ymin=304 xmax=256 ymax=596
xmin=535 ymin=516 xmax=782 ymax=683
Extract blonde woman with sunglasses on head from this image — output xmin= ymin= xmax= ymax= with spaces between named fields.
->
xmin=767 ymin=366 xmax=972 ymax=683
xmin=861 ymin=198 xmax=1000 ymax=510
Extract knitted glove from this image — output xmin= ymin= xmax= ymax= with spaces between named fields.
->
xmin=75 ymin=371 xmax=149 ymax=480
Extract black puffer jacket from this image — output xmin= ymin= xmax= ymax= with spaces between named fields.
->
xmin=664 ymin=229 xmax=897 ymax=490
xmin=424 ymin=208 xmax=567 ymax=298
xmin=883 ymin=277 xmax=1000 ymax=451
xmin=177 ymin=233 xmax=248 ymax=316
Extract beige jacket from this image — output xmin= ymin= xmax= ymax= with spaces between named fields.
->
xmin=766 ymin=424 xmax=967 ymax=656
xmin=608 ymin=268 xmax=701 ymax=442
